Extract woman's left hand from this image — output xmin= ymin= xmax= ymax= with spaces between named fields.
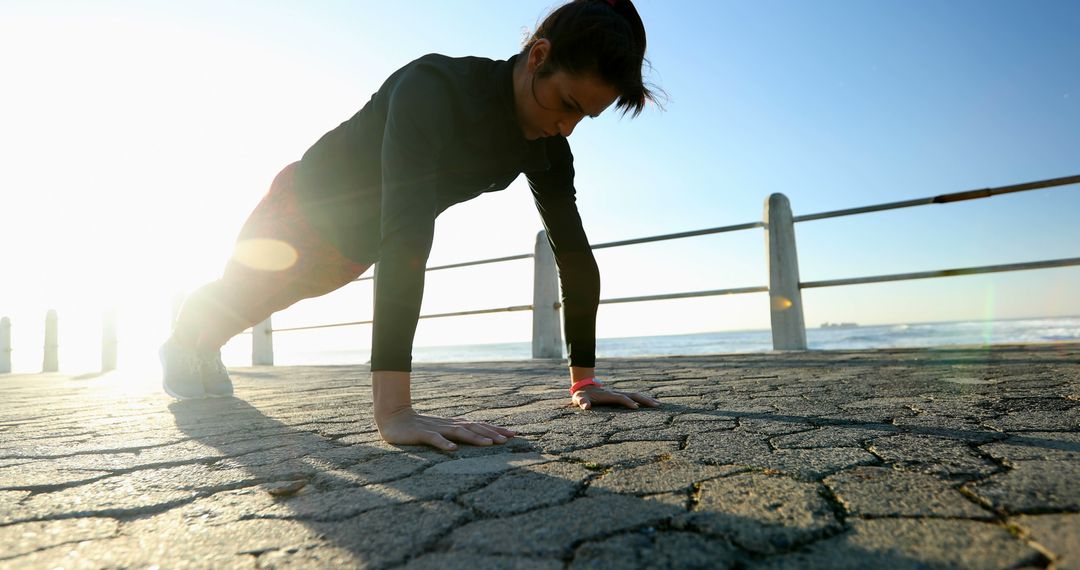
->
xmin=571 ymin=384 xmax=661 ymax=411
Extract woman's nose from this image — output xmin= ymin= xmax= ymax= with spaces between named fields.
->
xmin=558 ymin=115 xmax=583 ymax=138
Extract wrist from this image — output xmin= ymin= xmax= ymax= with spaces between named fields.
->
xmin=569 ymin=366 xmax=595 ymax=383
xmin=570 ymin=377 xmax=603 ymax=395
xmin=372 ymin=370 xmax=413 ymax=421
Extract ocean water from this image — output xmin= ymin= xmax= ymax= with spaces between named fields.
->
xmin=271 ymin=316 xmax=1080 ymax=367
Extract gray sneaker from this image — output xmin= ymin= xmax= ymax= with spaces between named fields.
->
xmin=198 ymin=349 xmax=234 ymax=397
xmin=159 ymin=338 xmax=207 ymax=400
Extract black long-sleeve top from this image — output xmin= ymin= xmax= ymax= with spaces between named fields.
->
xmin=292 ymin=52 xmax=600 ymax=372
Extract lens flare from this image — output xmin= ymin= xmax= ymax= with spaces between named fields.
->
xmin=232 ymin=238 xmax=298 ymax=271
xmin=771 ymin=296 xmax=793 ymax=311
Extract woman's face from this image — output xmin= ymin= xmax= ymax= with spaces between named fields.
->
xmin=514 ymin=40 xmax=620 ymax=140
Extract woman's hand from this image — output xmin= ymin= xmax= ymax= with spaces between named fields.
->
xmin=376 ymin=407 xmax=518 ymax=451
xmin=571 ymin=385 xmax=661 ymax=411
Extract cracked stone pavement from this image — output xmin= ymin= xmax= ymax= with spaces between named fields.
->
xmin=1 ymin=343 xmax=1078 ymax=569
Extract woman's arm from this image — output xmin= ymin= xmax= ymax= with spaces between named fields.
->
xmin=369 ymin=63 xmax=519 ymax=450
xmin=528 ymin=137 xmax=659 ymax=412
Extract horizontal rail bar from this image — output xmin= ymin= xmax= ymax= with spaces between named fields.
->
xmin=351 ymin=253 xmax=535 ymax=282
xmin=599 ymin=285 xmax=769 ymax=305
xmin=271 ymin=304 xmax=536 ymax=333
xmin=418 ymin=304 xmax=534 ymax=320
xmin=794 ymin=174 xmax=1080 ymax=223
xmin=272 ymin=320 xmax=372 ymax=333
xmin=591 ymin=222 xmax=765 ymax=250
xmin=801 ymin=257 xmax=1080 ymax=289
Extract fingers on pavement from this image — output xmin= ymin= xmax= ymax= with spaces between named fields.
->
xmin=424 ymin=431 xmax=457 ymax=451
xmin=634 ymin=393 xmax=662 ymax=406
xmin=451 ymin=426 xmax=494 ymax=445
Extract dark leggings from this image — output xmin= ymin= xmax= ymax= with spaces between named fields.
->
xmin=171 ymin=162 xmax=371 ymax=352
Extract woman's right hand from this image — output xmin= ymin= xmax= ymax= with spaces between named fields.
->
xmin=375 ymin=407 xmax=518 ymax=451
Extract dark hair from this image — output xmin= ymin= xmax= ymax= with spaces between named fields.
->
xmin=521 ymin=0 xmax=665 ymax=118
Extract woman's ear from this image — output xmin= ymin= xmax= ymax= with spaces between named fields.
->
xmin=529 ymin=39 xmax=551 ymax=72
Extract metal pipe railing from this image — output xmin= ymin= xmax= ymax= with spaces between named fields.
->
xmin=10 ymin=174 xmax=1072 ymax=373
xmin=793 ymin=174 xmax=1080 ymax=223
xmin=599 ymin=286 xmax=769 ymax=306
xmin=801 ymin=257 xmax=1080 ymax=290
xmin=251 ymin=173 xmax=1077 ymax=363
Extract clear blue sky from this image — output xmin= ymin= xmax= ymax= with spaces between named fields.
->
xmin=1 ymin=0 xmax=1078 ymax=372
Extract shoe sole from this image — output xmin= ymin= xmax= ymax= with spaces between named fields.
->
xmin=204 ymin=390 xmax=234 ymax=398
xmin=163 ymin=381 xmax=206 ymax=400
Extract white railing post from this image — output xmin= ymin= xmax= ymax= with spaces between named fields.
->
xmin=253 ymin=316 xmax=274 ymax=366
xmin=101 ymin=310 xmax=117 ymax=372
xmin=1 ymin=317 xmax=11 ymax=374
xmin=43 ymin=309 xmax=59 ymax=372
xmin=764 ymin=193 xmax=808 ymax=350
xmin=533 ymin=230 xmax=563 ymax=359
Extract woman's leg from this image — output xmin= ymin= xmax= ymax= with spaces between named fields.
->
xmin=171 ymin=162 xmax=370 ymax=353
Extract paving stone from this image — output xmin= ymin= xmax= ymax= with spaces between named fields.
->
xmin=966 ymin=460 xmax=1080 ymax=513
xmin=334 ymin=431 xmax=385 ymax=445
xmin=869 ymin=434 xmax=1000 ymax=478
xmin=737 ymin=418 xmax=815 ymax=436
xmin=588 ymin=457 xmax=742 ymax=496
xmin=814 ymin=408 xmax=912 ymax=424
xmin=8 ymin=469 xmax=209 ymax=524
xmin=0 ymin=462 xmax=112 ymax=490
xmin=979 ymin=431 xmax=1080 ymax=462
xmin=824 ymin=466 xmax=991 ymax=518
xmin=535 ymin=431 xmax=609 ymax=453
xmin=308 ymin=501 xmax=470 ymax=568
xmin=756 ymin=518 xmax=1042 ymax=569
xmin=708 ymin=401 xmax=779 ymax=415
xmin=606 ymin=421 xmax=734 ymax=442
xmin=0 ymin=490 xmax=28 ymax=514
xmin=249 ymin=483 xmax=411 ymax=521
xmin=1013 ymin=514 xmax=1080 ymax=570
xmin=312 ymin=451 xmax=443 ymax=488
xmin=569 ymin=530 xmax=742 ymax=569
xmin=564 ymin=441 xmax=679 ymax=467
xmin=0 ymin=435 xmax=186 ymax=460
xmin=680 ymin=430 xmax=771 ymax=466
xmin=3 ymin=516 xmax=319 ymax=569
xmin=759 ymin=447 xmax=880 ymax=479
xmin=642 ymin=491 xmax=690 ymax=511
xmin=764 ymin=397 xmax=843 ymax=416
xmin=842 ymin=396 xmax=924 ymax=409
xmin=491 ymin=421 xmax=552 ymax=435
xmin=377 ymin=471 xmax=494 ymax=502
xmin=461 ymin=461 xmax=592 ymax=515
xmin=675 ymin=471 xmax=839 ymax=554
xmin=1 ymin=345 xmax=1076 ymax=568
xmin=891 ymin=414 xmax=1005 ymax=443
xmin=647 ymin=395 xmax=712 ymax=407
xmin=302 ymin=442 xmax=394 ymax=467
xmin=448 ymin=495 xmax=682 ymax=556
xmin=771 ymin=425 xmax=899 ymax=449
xmin=499 ymin=406 xmax=575 ymax=426
xmin=670 ymin=412 xmax=734 ymax=424
xmin=605 ymin=410 xmax=673 ymax=430
xmin=0 ymin=517 xmax=119 ymax=560
xmin=984 ymin=408 xmax=1080 ymax=431
xmin=399 ymin=553 xmax=563 ymax=570
xmin=424 ymin=451 xmax=553 ymax=475
xmin=167 ymin=487 xmax=280 ymax=527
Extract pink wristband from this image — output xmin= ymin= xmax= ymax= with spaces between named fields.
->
xmin=570 ymin=377 xmax=603 ymax=394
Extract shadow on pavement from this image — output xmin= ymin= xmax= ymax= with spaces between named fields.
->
xmin=161 ymin=394 xmax=1039 ymax=568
